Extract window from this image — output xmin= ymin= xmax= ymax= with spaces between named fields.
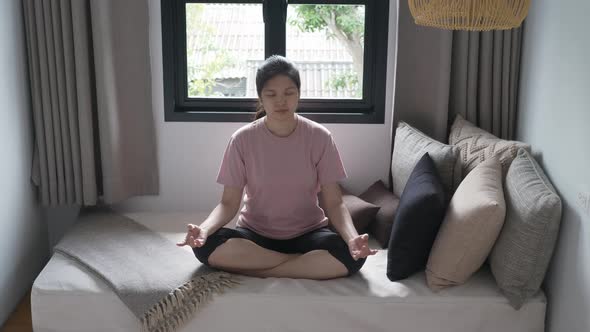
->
xmin=161 ymin=0 xmax=389 ymax=123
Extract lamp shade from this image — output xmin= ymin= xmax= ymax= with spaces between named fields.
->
xmin=408 ymin=0 xmax=531 ymax=31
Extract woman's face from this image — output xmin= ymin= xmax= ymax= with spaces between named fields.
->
xmin=260 ymin=74 xmax=299 ymax=121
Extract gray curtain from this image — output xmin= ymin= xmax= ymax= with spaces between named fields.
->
xmin=392 ymin=0 xmax=453 ymax=144
xmin=23 ymin=0 xmax=159 ymax=207
xmin=392 ymin=0 xmax=524 ymax=142
xmin=448 ymin=29 xmax=524 ymax=140
xmin=390 ymin=0 xmax=524 ymax=188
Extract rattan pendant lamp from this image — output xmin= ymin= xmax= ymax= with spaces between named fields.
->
xmin=408 ymin=0 xmax=531 ymax=31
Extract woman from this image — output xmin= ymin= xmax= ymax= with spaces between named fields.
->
xmin=177 ymin=55 xmax=377 ymax=280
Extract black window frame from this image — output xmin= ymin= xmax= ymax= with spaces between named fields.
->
xmin=161 ymin=0 xmax=389 ymax=123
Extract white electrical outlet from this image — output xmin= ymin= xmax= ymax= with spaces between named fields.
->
xmin=577 ymin=191 xmax=590 ymax=216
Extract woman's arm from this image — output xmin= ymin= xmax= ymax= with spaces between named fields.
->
xmin=320 ymin=183 xmax=378 ymax=260
xmin=320 ymin=183 xmax=358 ymax=243
xmin=198 ymin=185 xmax=244 ymax=234
xmin=178 ymin=185 xmax=243 ymax=247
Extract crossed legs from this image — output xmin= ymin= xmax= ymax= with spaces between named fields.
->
xmin=207 ymin=238 xmax=349 ymax=280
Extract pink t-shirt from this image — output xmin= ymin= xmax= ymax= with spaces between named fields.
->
xmin=216 ymin=114 xmax=348 ymax=239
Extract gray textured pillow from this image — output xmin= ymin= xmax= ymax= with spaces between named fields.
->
xmin=449 ymin=114 xmax=531 ymax=178
xmin=359 ymin=180 xmax=400 ymax=248
xmin=490 ymin=148 xmax=562 ymax=309
xmin=391 ymin=122 xmax=461 ymax=200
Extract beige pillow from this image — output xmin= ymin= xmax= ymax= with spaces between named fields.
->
xmin=426 ymin=157 xmax=506 ymax=291
xmin=449 ymin=115 xmax=530 ymax=178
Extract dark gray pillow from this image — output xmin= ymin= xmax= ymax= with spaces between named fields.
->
xmin=318 ymin=186 xmax=380 ymax=233
xmin=490 ymin=149 xmax=562 ymax=309
xmin=387 ymin=153 xmax=448 ymax=281
xmin=359 ymin=180 xmax=400 ymax=248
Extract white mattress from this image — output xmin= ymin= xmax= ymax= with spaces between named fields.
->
xmin=32 ymin=212 xmax=546 ymax=332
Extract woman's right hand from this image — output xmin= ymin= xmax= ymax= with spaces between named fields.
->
xmin=176 ymin=223 xmax=208 ymax=248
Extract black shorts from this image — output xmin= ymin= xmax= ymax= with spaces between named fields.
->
xmin=193 ymin=226 xmax=366 ymax=276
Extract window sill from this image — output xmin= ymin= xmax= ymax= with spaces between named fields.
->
xmin=164 ymin=111 xmax=383 ymax=124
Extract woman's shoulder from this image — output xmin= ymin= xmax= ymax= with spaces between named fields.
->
xmin=230 ymin=119 xmax=264 ymax=141
xmin=298 ymin=115 xmax=333 ymax=139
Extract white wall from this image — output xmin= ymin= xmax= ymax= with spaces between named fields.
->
xmin=0 ymin=0 xmax=49 ymax=325
xmin=517 ymin=0 xmax=590 ymax=331
xmin=111 ymin=0 xmax=398 ymax=214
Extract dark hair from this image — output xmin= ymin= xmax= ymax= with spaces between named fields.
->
xmin=254 ymin=55 xmax=301 ymax=120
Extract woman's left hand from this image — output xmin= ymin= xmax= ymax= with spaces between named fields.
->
xmin=347 ymin=234 xmax=378 ymax=260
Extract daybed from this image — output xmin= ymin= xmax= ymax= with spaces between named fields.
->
xmin=32 ymin=211 xmax=546 ymax=332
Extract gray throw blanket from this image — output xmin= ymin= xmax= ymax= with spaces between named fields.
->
xmin=53 ymin=207 xmax=240 ymax=332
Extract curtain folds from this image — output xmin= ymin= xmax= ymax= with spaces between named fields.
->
xmin=448 ymin=28 xmax=524 ymax=140
xmin=23 ymin=0 xmax=159 ymax=206
xmin=392 ymin=0 xmax=524 ymax=143
xmin=389 ymin=0 xmax=524 ymax=189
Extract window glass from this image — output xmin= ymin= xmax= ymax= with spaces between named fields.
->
xmin=186 ymin=3 xmax=265 ymax=98
xmin=286 ymin=4 xmax=365 ymax=99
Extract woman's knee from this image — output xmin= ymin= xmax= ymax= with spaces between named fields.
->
xmin=346 ymin=257 xmax=366 ymax=276
xmin=207 ymin=238 xmax=250 ymax=267
xmin=192 ymin=228 xmax=243 ymax=266
xmin=313 ymin=233 xmax=366 ymax=276
xmin=314 ymin=233 xmax=348 ymax=253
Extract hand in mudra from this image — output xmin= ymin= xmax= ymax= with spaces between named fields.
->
xmin=347 ymin=234 xmax=378 ymax=260
xmin=176 ymin=224 xmax=208 ymax=248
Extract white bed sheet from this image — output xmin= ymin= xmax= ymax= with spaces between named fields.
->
xmin=32 ymin=212 xmax=546 ymax=332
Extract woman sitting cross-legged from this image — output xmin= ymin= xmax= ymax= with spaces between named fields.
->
xmin=176 ymin=55 xmax=377 ymax=280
